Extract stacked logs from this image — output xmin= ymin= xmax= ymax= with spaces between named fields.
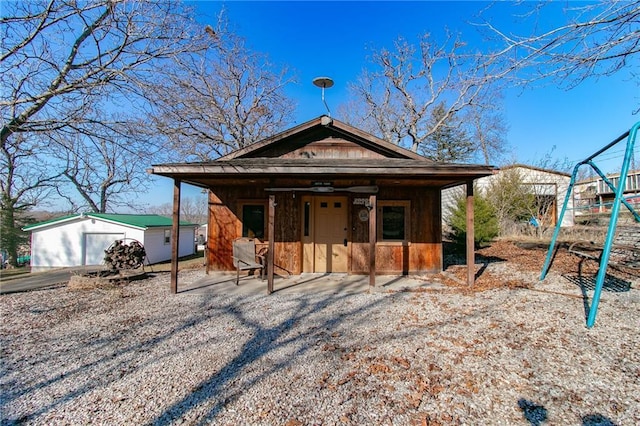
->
xmin=104 ymin=240 xmax=146 ymax=270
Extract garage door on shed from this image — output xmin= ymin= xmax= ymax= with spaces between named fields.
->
xmin=83 ymin=233 xmax=124 ymax=265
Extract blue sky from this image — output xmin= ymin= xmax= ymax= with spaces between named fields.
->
xmin=148 ymin=0 xmax=639 ymax=206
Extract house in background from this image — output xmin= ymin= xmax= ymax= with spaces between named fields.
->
xmin=23 ymin=213 xmax=196 ymax=272
xmin=150 ymin=115 xmax=495 ymax=292
xmin=574 ymin=169 xmax=640 ymax=215
xmin=442 ymin=164 xmax=574 ymax=229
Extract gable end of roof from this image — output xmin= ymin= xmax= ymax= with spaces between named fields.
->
xmin=218 ymin=115 xmax=428 ymax=161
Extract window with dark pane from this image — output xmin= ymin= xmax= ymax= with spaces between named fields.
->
xmin=382 ymin=206 xmax=405 ymax=240
xmin=304 ymin=202 xmax=310 ymax=237
xmin=242 ymin=205 xmax=265 ymax=239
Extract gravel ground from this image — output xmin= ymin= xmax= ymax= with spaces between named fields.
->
xmin=1 ymin=264 xmax=639 ymax=425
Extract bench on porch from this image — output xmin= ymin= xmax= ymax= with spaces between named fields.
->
xmin=568 ymin=226 xmax=640 ymax=272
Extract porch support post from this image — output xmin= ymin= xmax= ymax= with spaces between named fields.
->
xmin=267 ymin=194 xmax=275 ymax=294
xmin=466 ymin=180 xmax=475 ymax=286
xmin=170 ymin=178 xmax=182 ymax=294
xmin=205 ymin=190 xmax=211 ymax=275
xmin=369 ymin=194 xmax=377 ymax=287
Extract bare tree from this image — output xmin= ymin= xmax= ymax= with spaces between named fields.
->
xmin=0 ymin=132 xmax=62 ymax=265
xmin=485 ymin=166 xmax=568 ymax=238
xmin=479 ymin=1 xmax=640 ymax=94
xmin=1 ymin=0 xmax=207 ymax=146
xmin=485 ymin=168 xmax=537 ymax=235
xmin=0 ymin=0 xmax=211 ymax=264
xmin=342 ymin=32 xmax=504 ymax=156
xmin=148 ymin=196 xmax=207 ymax=225
xmin=466 ymin=89 xmax=510 ymax=165
xmin=533 ymin=145 xmax=575 ymax=174
xmin=48 ymin=113 xmax=158 ymax=213
xmin=145 ymin=14 xmax=297 ymax=161
xmin=180 ymin=196 xmax=208 ymax=226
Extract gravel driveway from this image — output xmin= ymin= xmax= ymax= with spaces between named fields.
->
xmin=1 ymin=267 xmax=638 ymax=425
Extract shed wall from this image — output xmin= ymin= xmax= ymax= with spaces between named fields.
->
xmin=29 ymin=218 xmax=144 ymax=271
xmin=29 ymin=218 xmax=195 ymax=271
xmin=442 ymin=167 xmax=574 ymax=228
xmin=351 ymin=187 xmax=442 ymax=274
xmin=144 ymin=227 xmax=196 ymax=264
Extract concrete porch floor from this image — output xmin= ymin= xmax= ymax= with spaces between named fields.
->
xmin=180 ymin=271 xmax=449 ymax=295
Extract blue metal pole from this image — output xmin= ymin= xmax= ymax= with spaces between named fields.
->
xmin=540 ymin=162 xmax=581 ymax=280
xmin=587 ymin=121 xmax=640 ymax=328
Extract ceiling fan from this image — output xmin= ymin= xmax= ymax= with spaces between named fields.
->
xmin=265 ymin=185 xmax=378 ymax=194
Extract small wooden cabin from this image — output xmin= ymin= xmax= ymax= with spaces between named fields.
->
xmin=150 ymin=116 xmax=495 ymax=292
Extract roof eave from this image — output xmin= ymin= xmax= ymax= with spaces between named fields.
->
xmin=22 ymin=214 xmax=81 ymax=231
xmin=87 ymin=214 xmax=149 ymax=230
xmin=150 ymin=163 xmax=494 ymax=176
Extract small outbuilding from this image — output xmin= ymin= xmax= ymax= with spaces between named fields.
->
xmin=149 ymin=116 xmax=496 ymax=292
xmin=23 ymin=213 xmax=196 ymax=272
xmin=442 ymin=164 xmax=574 ymax=228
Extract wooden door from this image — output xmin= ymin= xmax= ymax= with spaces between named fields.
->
xmin=314 ymin=196 xmax=348 ymax=272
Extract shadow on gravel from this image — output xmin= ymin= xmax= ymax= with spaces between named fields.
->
xmin=518 ymin=398 xmax=547 ymax=426
xmin=1 ymin=295 xmax=226 ymax=422
xmin=563 ymin=271 xmax=632 ymax=322
xmin=473 ymin=255 xmax=505 ymax=281
xmin=150 ymin=291 xmax=393 ymax=425
xmin=582 ymin=413 xmax=618 ymax=426
xmin=2 ymin=286 xmax=396 ymax=425
xmin=518 ymin=399 xmax=619 ymax=426
xmin=563 ymin=273 xmax=632 ymax=293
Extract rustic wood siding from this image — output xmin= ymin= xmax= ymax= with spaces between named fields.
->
xmin=208 ymin=187 xmax=302 ymax=274
xmin=351 ymin=187 xmax=442 ymax=274
xmin=273 ymin=193 xmax=302 ymax=275
xmin=208 ymin=191 xmax=238 ymax=271
xmin=281 ymin=138 xmax=386 ymax=160
xmin=208 ymin=184 xmax=441 ymax=275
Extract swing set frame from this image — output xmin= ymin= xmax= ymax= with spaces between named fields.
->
xmin=540 ymin=121 xmax=640 ymax=328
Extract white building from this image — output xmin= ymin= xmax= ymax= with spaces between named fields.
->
xmin=442 ymin=164 xmax=574 ymax=228
xmin=574 ymin=169 xmax=640 ymax=214
xmin=23 ymin=213 xmax=196 ymax=272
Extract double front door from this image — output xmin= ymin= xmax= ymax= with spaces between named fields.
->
xmin=303 ymin=196 xmax=348 ymax=273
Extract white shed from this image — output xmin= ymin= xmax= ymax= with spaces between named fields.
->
xmin=23 ymin=213 xmax=196 ymax=272
xmin=442 ymin=164 xmax=574 ymax=228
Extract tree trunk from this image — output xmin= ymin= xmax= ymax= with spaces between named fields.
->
xmin=1 ymin=199 xmax=19 ymax=267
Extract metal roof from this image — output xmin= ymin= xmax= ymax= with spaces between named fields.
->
xmin=23 ymin=213 xmax=196 ymax=231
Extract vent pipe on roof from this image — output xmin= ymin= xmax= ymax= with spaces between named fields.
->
xmin=313 ymin=76 xmax=334 ymax=118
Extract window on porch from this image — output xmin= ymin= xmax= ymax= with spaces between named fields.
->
xmin=241 ymin=204 xmax=266 ymax=239
xmin=378 ymin=200 xmax=411 ymax=242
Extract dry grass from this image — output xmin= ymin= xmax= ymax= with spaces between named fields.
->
xmin=143 ymin=252 xmax=206 ymax=272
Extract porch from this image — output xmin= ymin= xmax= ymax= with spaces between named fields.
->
xmin=179 ymin=272 xmax=448 ymax=295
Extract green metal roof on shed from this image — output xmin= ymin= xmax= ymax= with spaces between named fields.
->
xmin=23 ymin=213 xmax=196 ymax=231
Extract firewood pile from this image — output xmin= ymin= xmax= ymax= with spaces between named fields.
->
xmin=103 ymin=239 xmax=146 ymax=271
